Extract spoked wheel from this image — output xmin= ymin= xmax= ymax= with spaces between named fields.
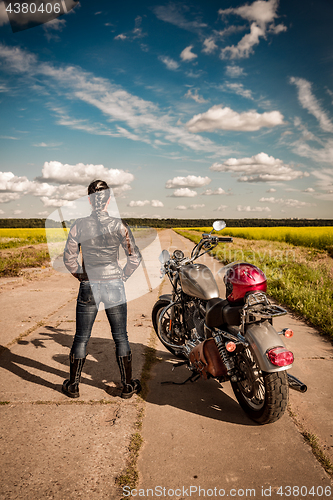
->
xmin=231 ymin=348 xmax=289 ymax=424
xmin=152 ymin=299 xmax=187 ymax=358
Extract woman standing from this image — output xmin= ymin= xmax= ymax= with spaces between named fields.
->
xmin=62 ymin=180 xmax=142 ymax=399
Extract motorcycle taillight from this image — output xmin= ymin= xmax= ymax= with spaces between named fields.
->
xmin=267 ymin=347 xmax=294 ymax=367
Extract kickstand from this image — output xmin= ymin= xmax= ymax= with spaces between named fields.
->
xmin=161 ymin=372 xmax=201 ymax=386
xmin=171 ymin=360 xmax=188 ymax=371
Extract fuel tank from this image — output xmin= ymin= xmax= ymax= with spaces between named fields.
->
xmin=179 ymin=263 xmax=219 ymax=300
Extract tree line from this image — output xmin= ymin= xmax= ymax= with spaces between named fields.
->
xmin=1 ymin=217 xmax=333 ymax=228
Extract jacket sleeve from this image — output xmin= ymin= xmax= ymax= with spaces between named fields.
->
xmin=119 ymin=221 xmax=142 ymax=280
xmin=63 ymin=221 xmax=88 ymax=281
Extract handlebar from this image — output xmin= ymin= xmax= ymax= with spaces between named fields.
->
xmin=218 ymin=237 xmax=233 ymax=242
xmin=162 ymin=232 xmax=233 ymax=271
xmin=202 ymin=233 xmax=233 ymax=243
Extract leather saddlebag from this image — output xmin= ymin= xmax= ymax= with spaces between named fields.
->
xmin=189 ymin=339 xmax=228 ymax=379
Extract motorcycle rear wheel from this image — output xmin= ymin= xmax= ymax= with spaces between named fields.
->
xmin=152 ymin=299 xmax=186 ymax=358
xmin=231 ymin=348 xmax=289 ymax=424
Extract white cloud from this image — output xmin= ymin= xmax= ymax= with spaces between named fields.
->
xmin=219 ymin=0 xmax=280 ymax=28
xmin=217 ymin=25 xmax=248 ymax=39
xmin=266 ymin=188 xmax=276 ymax=192
xmin=40 ymin=161 xmax=134 ymax=187
xmin=132 ymin=16 xmax=146 ymax=39
xmin=0 ymin=192 xmax=22 ymax=203
xmin=269 ymin=23 xmax=287 ymax=34
xmin=189 ymin=204 xmax=205 ymax=209
xmin=171 ymin=188 xmax=197 ymax=197
xmin=0 ymin=160 xmax=135 ymax=207
xmin=290 ymin=77 xmax=333 ymax=133
xmin=153 ymin=4 xmax=207 ymax=32
xmin=114 ymin=16 xmax=146 ymax=42
xmin=175 ymin=205 xmax=187 ymax=210
xmin=43 ymin=18 xmax=66 ymax=41
xmin=210 ymin=152 xmax=308 ymax=182
xmin=127 ymin=199 xmax=164 ymax=208
xmin=40 ymin=196 xmax=76 ymax=208
xmin=202 ymin=37 xmax=217 ymax=54
xmin=158 ymin=55 xmax=179 ymax=70
xmin=219 ymin=0 xmax=286 ymax=59
xmin=221 ymin=23 xmax=265 ymax=59
xmin=13 ymin=210 xmax=23 ymax=215
xmin=0 ymin=44 xmax=231 ymax=156
xmin=225 ymin=65 xmax=246 ymax=77
xmin=312 ymin=168 xmax=333 ymax=193
xmin=0 ymin=170 xmax=85 ymax=206
xmin=237 ymin=205 xmax=271 ymax=212
xmin=33 ymin=142 xmax=62 ymax=148
xmin=259 ymin=196 xmax=314 ymax=208
xmin=303 ymin=187 xmax=315 ymax=193
xmin=114 ymin=34 xmax=127 ymax=40
xmin=184 ymin=89 xmax=207 ymax=103
xmin=180 ymin=45 xmax=198 ymax=62
xmin=165 ymin=175 xmax=211 ymax=189
xmin=202 ymin=188 xmax=226 ymax=195
xmin=186 ymin=105 xmax=284 ymax=132
xmin=116 ymin=126 xmax=142 ymax=142
xmin=151 ymin=199 xmax=164 ymax=207
xmin=259 ymin=197 xmax=275 ymax=202
xmin=0 ymin=171 xmax=32 ymax=193
xmin=215 ymin=204 xmax=228 ymax=211
xmin=292 ymin=139 xmax=333 ymax=164
xmin=0 ymin=82 xmax=9 ymax=92
xmin=223 ymin=82 xmax=254 ymax=100
xmin=128 ymin=200 xmax=150 ymax=207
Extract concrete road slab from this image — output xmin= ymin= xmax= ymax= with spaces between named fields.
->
xmin=139 ymin=347 xmax=331 ymax=499
xmin=137 ymin=229 xmax=333 ymax=499
xmin=0 ymin=401 xmax=137 ymax=500
xmin=0 ymin=251 xmax=160 ymax=498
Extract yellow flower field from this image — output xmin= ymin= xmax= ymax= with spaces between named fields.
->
xmin=182 ymin=226 xmax=333 ymax=252
xmin=0 ymin=228 xmax=68 ymax=249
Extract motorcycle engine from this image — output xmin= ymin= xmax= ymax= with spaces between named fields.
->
xmin=184 ymin=300 xmax=205 ymax=339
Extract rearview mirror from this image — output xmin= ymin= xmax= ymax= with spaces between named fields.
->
xmin=213 ymin=220 xmax=226 ymax=232
xmin=159 ymin=250 xmax=170 ymax=264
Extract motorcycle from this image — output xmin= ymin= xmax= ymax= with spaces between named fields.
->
xmin=152 ymin=221 xmax=307 ymax=425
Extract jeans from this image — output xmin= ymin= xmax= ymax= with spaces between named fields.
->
xmin=71 ymin=280 xmax=130 ymax=359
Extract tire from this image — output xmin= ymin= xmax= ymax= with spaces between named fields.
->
xmin=231 ymin=348 xmax=289 ymax=425
xmin=152 ymin=299 xmax=186 ymax=358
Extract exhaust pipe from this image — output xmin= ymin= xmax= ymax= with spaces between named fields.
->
xmin=287 ymin=373 xmax=307 ymax=393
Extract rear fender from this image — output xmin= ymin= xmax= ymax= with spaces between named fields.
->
xmin=245 ymin=320 xmax=293 ymax=373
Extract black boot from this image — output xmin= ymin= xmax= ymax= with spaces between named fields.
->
xmin=117 ymin=354 xmax=141 ymax=399
xmin=62 ymin=354 xmax=86 ymax=398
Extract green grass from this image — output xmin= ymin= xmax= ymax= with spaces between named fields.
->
xmin=182 ymin=226 xmax=333 ymax=255
xmin=0 ymin=246 xmax=50 ymax=277
xmin=174 ymin=229 xmax=333 ymax=339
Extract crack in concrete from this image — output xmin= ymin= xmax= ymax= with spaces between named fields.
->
xmin=0 ymin=297 xmax=76 ymax=356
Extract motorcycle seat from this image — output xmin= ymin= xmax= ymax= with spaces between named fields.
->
xmin=206 ymin=298 xmax=243 ymax=327
xmin=205 ymin=298 xmax=228 ymax=327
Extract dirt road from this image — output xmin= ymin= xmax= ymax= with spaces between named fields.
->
xmin=0 ymin=229 xmax=332 ymax=500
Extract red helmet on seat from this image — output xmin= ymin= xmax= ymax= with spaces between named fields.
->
xmin=224 ymin=263 xmax=267 ymax=303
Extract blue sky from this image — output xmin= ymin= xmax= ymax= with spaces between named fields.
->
xmin=0 ymin=0 xmax=333 ymax=220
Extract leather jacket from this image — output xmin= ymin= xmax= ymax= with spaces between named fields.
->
xmin=63 ymin=211 xmax=142 ymax=282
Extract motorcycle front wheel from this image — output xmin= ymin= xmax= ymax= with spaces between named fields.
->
xmin=152 ymin=299 xmax=187 ymax=358
xmin=231 ymin=348 xmax=289 ymax=425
